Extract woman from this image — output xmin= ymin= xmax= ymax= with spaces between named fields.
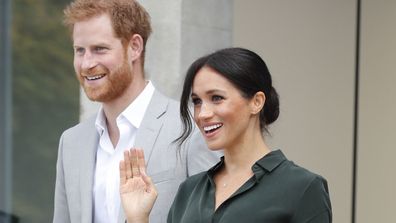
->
xmin=119 ymin=48 xmax=332 ymax=223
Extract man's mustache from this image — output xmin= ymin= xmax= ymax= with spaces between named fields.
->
xmin=81 ymin=65 xmax=108 ymax=76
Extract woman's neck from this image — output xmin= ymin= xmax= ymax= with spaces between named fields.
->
xmin=222 ymin=130 xmax=271 ymax=174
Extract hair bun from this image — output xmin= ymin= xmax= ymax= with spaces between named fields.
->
xmin=263 ymin=86 xmax=279 ymax=125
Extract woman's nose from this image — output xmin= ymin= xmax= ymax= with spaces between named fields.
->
xmin=197 ymin=103 xmax=213 ymax=119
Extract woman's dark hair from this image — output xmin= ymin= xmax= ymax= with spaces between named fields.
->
xmin=176 ymin=47 xmax=279 ymax=146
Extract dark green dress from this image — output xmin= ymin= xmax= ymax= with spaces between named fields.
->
xmin=167 ymin=150 xmax=332 ymax=223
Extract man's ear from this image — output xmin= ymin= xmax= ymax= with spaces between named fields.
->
xmin=128 ymin=34 xmax=144 ymax=62
xmin=250 ymin=91 xmax=265 ymax=115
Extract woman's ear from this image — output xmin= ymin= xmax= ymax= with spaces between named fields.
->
xmin=128 ymin=34 xmax=144 ymax=62
xmin=250 ymin=91 xmax=265 ymax=115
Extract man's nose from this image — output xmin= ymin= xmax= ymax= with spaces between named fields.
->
xmin=81 ymin=52 xmax=98 ymax=70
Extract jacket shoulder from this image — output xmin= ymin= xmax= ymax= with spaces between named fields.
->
xmin=61 ymin=115 xmax=96 ymax=139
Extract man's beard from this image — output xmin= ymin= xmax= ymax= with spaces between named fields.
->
xmin=78 ymin=60 xmax=133 ymax=102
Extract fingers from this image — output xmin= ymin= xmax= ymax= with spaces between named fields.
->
xmin=120 ymin=160 xmax=127 ymax=185
xmin=130 ymin=149 xmax=140 ymax=178
xmin=124 ymin=150 xmax=133 ymax=179
xmin=134 ymin=149 xmax=156 ymax=193
xmin=121 ymin=148 xmax=148 ymax=180
xmin=136 ymin=149 xmax=147 ymax=176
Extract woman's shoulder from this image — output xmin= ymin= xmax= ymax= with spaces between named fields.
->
xmin=262 ymin=150 xmax=329 ymax=198
xmin=262 ymin=150 xmax=327 ymax=186
xmin=266 ymin=151 xmax=331 ymax=215
xmin=280 ymin=161 xmax=332 ymax=221
xmin=179 ymin=171 xmax=208 ymax=191
xmin=276 ymin=159 xmax=328 ymax=193
xmin=285 ymin=159 xmax=325 ymax=180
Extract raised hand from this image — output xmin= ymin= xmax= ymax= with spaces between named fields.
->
xmin=119 ymin=148 xmax=157 ymax=223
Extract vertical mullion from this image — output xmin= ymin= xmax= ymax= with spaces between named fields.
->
xmin=352 ymin=0 xmax=361 ymax=222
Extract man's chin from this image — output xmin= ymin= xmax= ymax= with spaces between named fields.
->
xmin=84 ymin=89 xmax=106 ymax=102
xmin=86 ymin=91 xmax=121 ymax=103
xmin=86 ymin=95 xmax=102 ymax=102
xmin=86 ymin=93 xmax=109 ymax=102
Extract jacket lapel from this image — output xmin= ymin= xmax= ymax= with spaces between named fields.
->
xmin=134 ymin=90 xmax=168 ymax=163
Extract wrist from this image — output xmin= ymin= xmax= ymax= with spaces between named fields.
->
xmin=126 ymin=216 xmax=149 ymax=223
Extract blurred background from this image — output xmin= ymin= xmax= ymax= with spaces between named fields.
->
xmin=0 ymin=0 xmax=78 ymax=223
xmin=1 ymin=0 xmax=395 ymax=223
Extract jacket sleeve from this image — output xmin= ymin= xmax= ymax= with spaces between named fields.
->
xmin=53 ymin=133 xmax=71 ymax=223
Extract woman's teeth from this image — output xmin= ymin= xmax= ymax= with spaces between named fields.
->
xmin=203 ymin=124 xmax=223 ymax=133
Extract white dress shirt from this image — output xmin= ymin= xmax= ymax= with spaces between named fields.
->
xmin=93 ymin=81 xmax=155 ymax=223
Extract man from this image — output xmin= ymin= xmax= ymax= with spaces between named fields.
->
xmin=53 ymin=0 xmax=218 ymax=222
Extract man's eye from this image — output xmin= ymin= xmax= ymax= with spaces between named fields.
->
xmin=95 ymin=46 xmax=107 ymax=52
xmin=192 ymin=98 xmax=202 ymax=106
xmin=75 ymin=48 xmax=85 ymax=54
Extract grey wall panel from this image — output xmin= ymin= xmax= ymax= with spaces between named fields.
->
xmin=233 ymin=1 xmax=356 ymax=222
xmin=357 ymin=1 xmax=396 ymax=222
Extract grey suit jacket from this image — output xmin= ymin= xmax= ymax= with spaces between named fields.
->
xmin=53 ymin=90 xmax=220 ymax=223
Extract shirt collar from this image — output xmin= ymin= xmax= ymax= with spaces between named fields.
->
xmin=252 ymin=149 xmax=287 ymax=183
xmin=208 ymin=156 xmax=225 ymax=174
xmin=120 ymin=81 xmax=155 ymax=129
xmin=94 ymin=81 xmax=155 ymax=133
xmin=254 ymin=149 xmax=286 ymax=173
xmin=207 ymin=149 xmax=287 ymax=178
xmin=95 ymin=107 xmax=106 ymax=135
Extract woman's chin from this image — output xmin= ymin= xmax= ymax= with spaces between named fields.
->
xmin=207 ymin=144 xmax=224 ymax=151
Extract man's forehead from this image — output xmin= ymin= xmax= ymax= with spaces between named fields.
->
xmin=72 ymin=14 xmax=118 ymax=45
xmin=73 ymin=14 xmax=112 ymax=31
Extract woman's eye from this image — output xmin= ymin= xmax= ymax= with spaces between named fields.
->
xmin=192 ymin=98 xmax=202 ymax=106
xmin=212 ymin=95 xmax=224 ymax=102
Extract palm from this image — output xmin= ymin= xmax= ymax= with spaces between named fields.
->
xmin=120 ymin=176 xmax=157 ymax=218
xmin=119 ymin=148 xmax=157 ymax=222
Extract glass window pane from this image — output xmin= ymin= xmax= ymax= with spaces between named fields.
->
xmin=10 ymin=0 xmax=79 ymax=222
